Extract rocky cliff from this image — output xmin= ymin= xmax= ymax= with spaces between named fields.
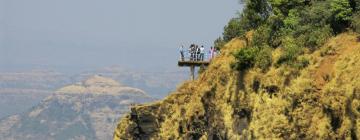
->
xmin=0 ymin=75 xmax=153 ymax=140
xmin=114 ymin=33 xmax=360 ymax=139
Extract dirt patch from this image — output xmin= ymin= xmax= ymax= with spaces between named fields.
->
xmin=314 ymin=55 xmax=336 ymax=89
xmin=314 ymin=34 xmax=358 ymax=89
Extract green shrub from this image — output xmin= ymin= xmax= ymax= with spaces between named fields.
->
xmin=214 ymin=37 xmax=226 ymax=50
xmin=232 ymin=47 xmax=259 ymax=71
xmin=351 ymin=12 xmax=360 ymax=33
xmin=298 ymin=25 xmax=333 ymax=50
xmin=330 ymin=0 xmax=353 ymax=33
xmin=276 ymin=37 xmax=303 ymax=67
xmin=294 ymin=56 xmax=310 ymax=69
xmin=232 ymin=46 xmax=272 ymax=71
xmin=255 ymin=46 xmax=273 ymax=71
xmin=223 ymin=18 xmax=243 ymax=42
xmin=251 ymin=25 xmax=272 ymax=47
xmin=331 ymin=0 xmax=353 ymax=22
xmin=356 ymin=0 xmax=360 ymax=11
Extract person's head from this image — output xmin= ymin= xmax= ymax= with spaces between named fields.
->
xmin=201 ymin=45 xmax=204 ymax=48
xmin=210 ymin=47 xmax=213 ymax=49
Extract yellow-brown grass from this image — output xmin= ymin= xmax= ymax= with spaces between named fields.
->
xmin=114 ymin=32 xmax=360 ymax=140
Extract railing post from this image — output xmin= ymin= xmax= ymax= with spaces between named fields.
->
xmin=190 ymin=66 xmax=195 ymax=80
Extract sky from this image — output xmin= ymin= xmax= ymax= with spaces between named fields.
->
xmin=0 ymin=0 xmax=242 ymax=73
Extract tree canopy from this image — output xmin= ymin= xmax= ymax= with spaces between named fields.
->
xmin=222 ymin=0 xmax=360 ymax=71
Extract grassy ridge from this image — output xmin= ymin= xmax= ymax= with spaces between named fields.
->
xmin=114 ymin=33 xmax=360 ymax=139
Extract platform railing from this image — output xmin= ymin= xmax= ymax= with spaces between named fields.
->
xmin=179 ymin=51 xmax=216 ymax=62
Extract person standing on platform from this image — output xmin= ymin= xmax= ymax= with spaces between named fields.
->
xmin=200 ymin=46 xmax=205 ymax=61
xmin=180 ymin=45 xmax=185 ymax=61
xmin=189 ymin=44 xmax=194 ymax=61
xmin=196 ymin=45 xmax=200 ymax=61
xmin=210 ymin=47 xmax=215 ymax=60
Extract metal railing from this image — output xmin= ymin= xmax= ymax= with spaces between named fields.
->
xmin=179 ymin=51 xmax=216 ymax=62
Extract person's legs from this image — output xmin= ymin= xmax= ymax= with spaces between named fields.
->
xmin=181 ymin=52 xmax=184 ymax=61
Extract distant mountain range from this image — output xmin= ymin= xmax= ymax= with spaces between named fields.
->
xmin=0 ymin=67 xmax=187 ymax=119
xmin=0 ymin=70 xmax=71 ymax=119
xmin=0 ymin=75 xmax=154 ymax=140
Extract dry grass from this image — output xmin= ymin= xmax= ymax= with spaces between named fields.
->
xmin=114 ymin=32 xmax=360 ymax=140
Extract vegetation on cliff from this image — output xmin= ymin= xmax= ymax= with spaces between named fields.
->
xmin=114 ymin=0 xmax=360 ymax=139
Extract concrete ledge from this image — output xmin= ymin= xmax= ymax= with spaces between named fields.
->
xmin=178 ymin=61 xmax=210 ymax=67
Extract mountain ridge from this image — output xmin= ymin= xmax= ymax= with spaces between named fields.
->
xmin=0 ymin=75 xmax=153 ymax=140
xmin=114 ymin=32 xmax=360 ymax=139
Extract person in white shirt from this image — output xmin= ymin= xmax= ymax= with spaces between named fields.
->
xmin=200 ymin=46 xmax=205 ymax=61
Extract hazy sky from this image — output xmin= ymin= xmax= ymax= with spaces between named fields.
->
xmin=0 ymin=0 xmax=241 ymax=73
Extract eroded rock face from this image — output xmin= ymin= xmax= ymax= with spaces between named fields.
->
xmin=114 ymin=34 xmax=360 ymax=140
xmin=0 ymin=75 xmax=154 ymax=140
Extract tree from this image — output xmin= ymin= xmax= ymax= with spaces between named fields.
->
xmin=223 ymin=0 xmax=271 ymax=42
xmin=223 ymin=18 xmax=243 ymax=42
xmin=331 ymin=0 xmax=353 ymax=22
xmin=330 ymin=0 xmax=353 ymax=33
xmin=214 ymin=37 xmax=226 ymax=50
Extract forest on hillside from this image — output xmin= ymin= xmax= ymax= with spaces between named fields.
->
xmin=216 ymin=0 xmax=360 ymax=72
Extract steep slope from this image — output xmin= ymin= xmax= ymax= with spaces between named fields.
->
xmin=0 ymin=75 xmax=153 ymax=140
xmin=114 ymin=33 xmax=360 ymax=139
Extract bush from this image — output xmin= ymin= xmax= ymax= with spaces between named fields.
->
xmin=251 ymin=25 xmax=272 ymax=47
xmin=351 ymin=12 xmax=360 ymax=33
xmin=294 ymin=56 xmax=310 ymax=69
xmin=214 ymin=37 xmax=226 ymax=50
xmin=231 ymin=47 xmax=259 ymax=71
xmin=223 ymin=18 xmax=243 ymax=42
xmin=286 ymin=2 xmax=333 ymax=50
xmin=330 ymin=0 xmax=353 ymax=33
xmin=232 ymin=46 xmax=272 ymax=71
xmin=356 ymin=0 xmax=360 ymax=10
xmin=276 ymin=37 xmax=303 ymax=67
xmin=331 ymin=0 xmax=353 ymax=22
xmin=255 ymin=46 xmax=273 ymax=71
xmin=297 ymin=25 xmax=333 ymax=50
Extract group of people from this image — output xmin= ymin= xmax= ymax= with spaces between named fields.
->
xmin=179 ymin=44 xmax=219 ymax=61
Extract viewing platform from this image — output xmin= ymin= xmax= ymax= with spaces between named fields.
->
xmin=178 ymin=60 xmax=210 ymax=67
xmin=178 ymin=53 xmax=212 ymax=80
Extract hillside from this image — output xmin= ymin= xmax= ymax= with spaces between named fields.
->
xmin=0 ymin=75 xmax=153 ymax=140
xmin=114 ymin=33 xmax=360 ymax=139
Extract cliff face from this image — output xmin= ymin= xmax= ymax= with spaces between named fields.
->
xmin=114 ymin=33 xmax=360 ymax=139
